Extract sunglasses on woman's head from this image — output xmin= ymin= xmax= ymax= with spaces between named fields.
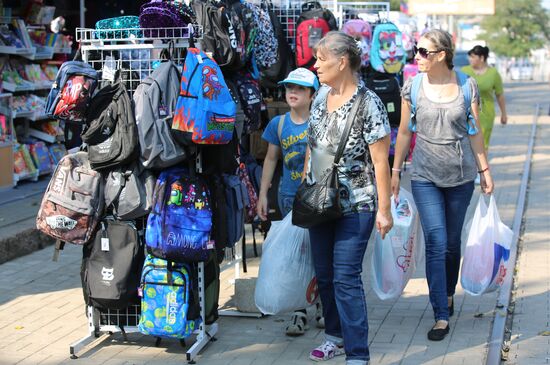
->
xmin=413 ymin=45 xmax=441 ymax=58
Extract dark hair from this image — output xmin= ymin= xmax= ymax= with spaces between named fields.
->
xmin=468 ymin=45 xmax=490 ymax=61
xmin=421 ymin=29 xmax=454 ymax=70
xmin=313 ymin=31 xmax=362 ymax=73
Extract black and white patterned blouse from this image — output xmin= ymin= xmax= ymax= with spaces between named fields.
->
xmin=307 ymin=84 xmax=391 ymax=213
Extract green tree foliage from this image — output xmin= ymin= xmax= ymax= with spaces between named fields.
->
xmin=390 ymin=0 xmax=401 ymax=11
xmin=480 ymin=0 xmax=550 ymax=57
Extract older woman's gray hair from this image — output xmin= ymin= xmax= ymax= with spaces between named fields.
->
xmin=313 ymin=31 xmax=362 ymax=73
xmin=421 ymin=29 xmax=455 ymax=70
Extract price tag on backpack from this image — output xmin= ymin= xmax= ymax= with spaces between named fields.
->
xmin=102 ymin=56 xmax=117 ymax=82
xmin=387 ymin=102 xmax=395 ymax=113
xmin=308 ymin=28 xmax=323 ymax=48
xmin=101 ymin=237 xmax=110 ymax=251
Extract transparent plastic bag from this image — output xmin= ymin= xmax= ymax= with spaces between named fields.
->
xmin=255 ymin=212 xmax=318 ymax=314
xmin=460 ymin=195 xmax=513 ymax=295
xmin=371 ymin=188 xmax=424 ymax=300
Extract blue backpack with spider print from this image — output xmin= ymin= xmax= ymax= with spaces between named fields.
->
xmin=145 ymin=167 xmax=213 ymax=262
xmin=408 ymin=71 xmax=478 ymax=135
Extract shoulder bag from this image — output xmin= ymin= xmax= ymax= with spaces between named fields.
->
xmin=292 ymin=89 xmax=365 ymax=228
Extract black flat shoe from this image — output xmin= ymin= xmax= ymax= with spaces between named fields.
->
xmin=427 ymin=324 xmax=450 ymax=341
xmin=449 ymin=296 xmax=454 ymax=317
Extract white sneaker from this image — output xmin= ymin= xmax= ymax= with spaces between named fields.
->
xmin=309 ymin=340 xmax=345 ymax=361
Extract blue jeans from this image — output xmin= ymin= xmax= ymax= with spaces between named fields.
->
xmin=411 ymin=180 xmax=474 ymax=321
xmin=278 ymin=193 xmax=294 ymax=217
xmin=309 ymin=212 xmax=376 ymax=363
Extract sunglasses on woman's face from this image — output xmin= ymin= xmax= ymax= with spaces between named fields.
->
xmin=413 ymin=45 xmax=441 ymax=58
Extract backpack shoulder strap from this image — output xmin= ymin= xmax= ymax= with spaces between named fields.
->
xmin=277 ymin=113 xmax=285 ymax=145
xmin=455 ymin=70 xmax=478 ymax=135
xmin=408 ymin=73 xmax=423 ymax=132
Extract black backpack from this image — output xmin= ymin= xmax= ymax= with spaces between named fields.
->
xmin=191 ymin=0 xmax=237 ymax=70
xmin=81 ymin=81 xmax=139 ymax=170
xmin=231 ymin=72 xmax=263 ymax=134
xmin=260 ymin=1 xmax=295 ymax=89
xmin=365 ymin=71 xmax=402 ymax=128
xmin=81 ymin=219 xmax=144 ymax=310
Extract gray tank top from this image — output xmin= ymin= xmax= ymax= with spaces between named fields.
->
xmin=402 ymin=76 xmax=480 ymax=187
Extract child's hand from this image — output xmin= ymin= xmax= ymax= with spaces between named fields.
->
xmin=257 ymin=195 xmax=269 ymax=221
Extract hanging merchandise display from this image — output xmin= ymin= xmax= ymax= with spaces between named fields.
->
xmin=370 ymin=21 xmax=407 ymax=74
xmin=342 ymin=19 xmax=373 ymax=67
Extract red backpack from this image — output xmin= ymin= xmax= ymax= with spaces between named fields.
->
xmin=295 ymin=2 xmax=338 ymax=70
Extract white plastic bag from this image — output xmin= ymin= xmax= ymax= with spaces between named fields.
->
xmin=255 ymin=211 xmax=318 ymax=314
xmin=371 ymin=188 xmax=424 ymax=300
xmin=460 ymin=195 xmax=513 ymax=295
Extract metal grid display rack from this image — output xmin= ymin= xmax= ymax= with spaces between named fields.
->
xmin=69 ymin=25 xmax=219 ymax=364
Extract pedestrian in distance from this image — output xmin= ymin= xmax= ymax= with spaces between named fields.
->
xmin=462 ymin=45 xmax=508 ymax=150
xmin=256 ymin=67 xmax=324 ymax=336
xmin=302 ymin=31 xmax=393 ymax=365
xmin=391 ymin=29 xmax=494 ymax=341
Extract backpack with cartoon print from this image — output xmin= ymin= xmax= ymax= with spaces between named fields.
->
xmin=370 ymin=22 xmax=406 ymax=74
xmin=145 ymin=167 xmax=213 ymax=262
xmin=342 ymin=19 xmax=373 ymax=68
xmin=242 ymin=1 xmax=278 ymax=69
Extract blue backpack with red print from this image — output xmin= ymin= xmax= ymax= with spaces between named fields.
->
xmin=171 ymin=48 xmax=236 ymax=145
xmin=145 ymin=167 xmax=213 ymax=262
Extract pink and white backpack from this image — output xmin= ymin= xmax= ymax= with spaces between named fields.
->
xmin=342 ymin=19 xmax=372 ymax=67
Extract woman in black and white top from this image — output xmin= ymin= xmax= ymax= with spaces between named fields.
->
xmin=302 ymin=31 xmax=393 ymax=365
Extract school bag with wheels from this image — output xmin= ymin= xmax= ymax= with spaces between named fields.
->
xmin=370 ymin=22 xmax=407 ymax=74
xmin=342 ymin=19 xmax=372 ymax=68
xmin=145 ymin=167 xmax=213 ymax=262
xmin=171 ymin=48 xmax=236 ymax=145
xmin=81 ymin=79 xmax=139 ymax=171
xmin=139 ymin=254 xmax=201 ymax=338
xmin=134 ymin=61 xmax=187 ymax=170
xmin=36 ymin=152 xmax=104 ymax=250
xmin=81 ymin=219 xmax=144 ymax=310
xmin=295 ymin=1 xmax=338 ymax=70
xmin=365 ymin=71 xmax=401 ymax=128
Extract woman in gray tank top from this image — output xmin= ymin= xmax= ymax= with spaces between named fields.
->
xmin=391 ymin=29 xmax=494 ymax=341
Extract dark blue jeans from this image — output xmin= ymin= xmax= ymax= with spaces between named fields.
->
xmin=309 ymin=212 xmax=376 ymax=363
xmin=411 ymin=180 xmax=474 ymax=322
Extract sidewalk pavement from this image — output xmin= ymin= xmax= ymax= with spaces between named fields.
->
xmin=0 ymin=82 xmax=548 ymax=365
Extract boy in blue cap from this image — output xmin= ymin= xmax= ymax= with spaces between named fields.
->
xmin=257 ymin=67 xmax=323 ymax=336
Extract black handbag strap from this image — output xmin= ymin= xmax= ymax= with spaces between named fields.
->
xmin=333 ymin=88 xmax=366 ymax=165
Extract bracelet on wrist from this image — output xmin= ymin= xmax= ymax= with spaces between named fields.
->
xmin=478 ymin=167 xmax=489 ymax=174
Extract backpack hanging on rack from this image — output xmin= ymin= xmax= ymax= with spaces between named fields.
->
xmin=259 ymin=0 xmax=296 ymax=89
xmin=36 ymin=152 xmax=104 ymax=247
xmin=81 ymin=219 xmax=144 ymax=310
xmin=103 ymin=162 xmax=156 ymax=220
xmin=171 ymin=48 xmax=236 ymax=145
xmin=81 ymin=77 xmax=139 ymax=171
xmin=145 ymin=167 xmax=213 ymax=262
xmin=370 ymin=22 xmax=407 ymax=74
xmin=191 ymin=0 xmax=239 ymax=70
xmin=222 ymin=174 xmax=248 ymax=248
xmin=295 ymin=1 xmax=338 ymax=70
xmin=365 ymin=70 xmax=401 ymax=128
xmin=139 ymin=254 xmax=201 ymax=339
xmin=134 ymin=61 xmax=187 ymax=170
xmin=241 ymin=0 xmax=278 ymax=69
xmin=342 ymin=19 xmax=372 ymax=68
xmin=230 ymin=72 xmax=263 ymax=134
xmin=45 ymin=52 xmax=98 ymax=123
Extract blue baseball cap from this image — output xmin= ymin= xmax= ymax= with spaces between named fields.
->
xmin=278 ymin=68 xmax=320 ymax=91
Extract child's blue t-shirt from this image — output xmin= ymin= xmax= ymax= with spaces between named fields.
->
xmin=262 ymin=112 xmax=308 ymax=197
